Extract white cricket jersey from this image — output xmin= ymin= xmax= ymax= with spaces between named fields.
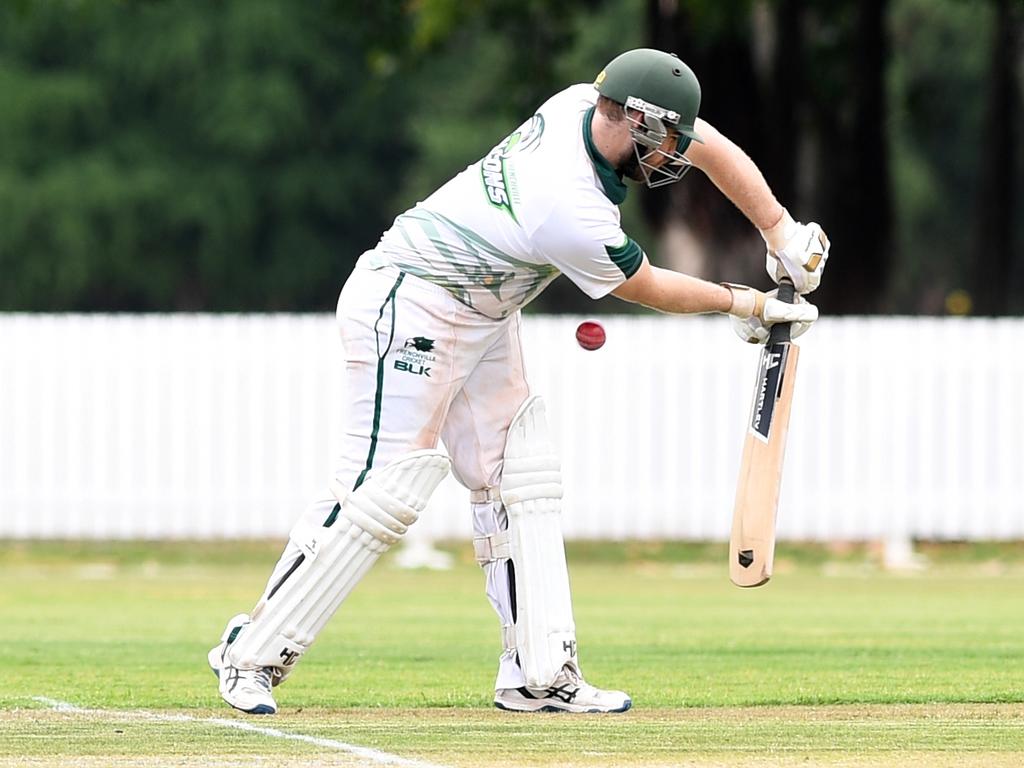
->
xmin=359 ymin=84 xmax=645 ymax=320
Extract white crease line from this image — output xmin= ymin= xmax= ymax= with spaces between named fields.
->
xmin=32 ymin=697 xmax=450 ymax=768
xmin=34 ymin=697 xmax=88 ymax=713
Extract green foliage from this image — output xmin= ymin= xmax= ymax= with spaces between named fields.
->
xmin=0 ymin=0 xmax=1018 ymax=314
xmin=887 ymin=0 xmax=996 ymax=311
xmin=0 ymin=0 xmax=415 ymax=310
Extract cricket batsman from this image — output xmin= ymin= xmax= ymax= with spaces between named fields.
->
xmin=208 ymin=48 xmax=829 ymax=714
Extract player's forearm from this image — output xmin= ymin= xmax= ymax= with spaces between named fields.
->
xmin=613 ymin=262 xmax=733 ymax=315
xmin=686 ymin=119 xmax=784 ymax=232
xmin=613 ymin=261 xmax=813 ymax=326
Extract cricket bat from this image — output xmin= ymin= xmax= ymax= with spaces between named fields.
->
xmin=729 ymin=278 xmax=800 ymax=588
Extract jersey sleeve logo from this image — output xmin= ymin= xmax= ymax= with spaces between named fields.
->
xmin=480 ymin=114 xmax=545 ymax=222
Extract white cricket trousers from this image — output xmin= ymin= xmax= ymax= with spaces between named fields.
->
xmin=260 ymin=263 xmax=530 ymax=687
xmin=333 ymin=263 xmax=530 ymax=493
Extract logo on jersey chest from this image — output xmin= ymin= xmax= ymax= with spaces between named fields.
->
xmin=480 ymin=114 xmax=544 ymax=222
xmin=482 ymin=149 xmax=512 ymax=213
xmin=394 ymin=337 xmax=437 ymax=377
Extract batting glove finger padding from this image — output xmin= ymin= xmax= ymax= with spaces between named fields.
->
xmin=726 ymin=286 xmax=818 ymax=344
xmin=760 ymin=210 xmax=830 ymax=294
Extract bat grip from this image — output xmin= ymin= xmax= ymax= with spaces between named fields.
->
xmin=767 ymin=278 xmax=795 ymax=345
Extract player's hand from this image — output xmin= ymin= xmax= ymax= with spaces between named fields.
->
xmin=760 ymin=209 xmax=829 ymax=294
xmin=724 ymin=285 xmax=818 ymax=344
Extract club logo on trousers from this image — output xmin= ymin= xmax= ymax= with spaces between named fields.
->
xmin=404 ymin=337 xmax=435 ymax=352
xmin=395 ymin=337 xmax=437 ymax=377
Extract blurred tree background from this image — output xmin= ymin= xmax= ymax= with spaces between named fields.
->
xmin=0 ymin=0 xmax=1021 ymax=314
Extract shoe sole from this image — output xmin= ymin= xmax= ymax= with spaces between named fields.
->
xmin=494 ymin=698 xmax=632 ymax=714
xmin=230 ymin=702 xmax=277 ymax=715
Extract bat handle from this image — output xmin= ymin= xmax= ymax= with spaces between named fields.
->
xmin=767 ymin=278 xmax=795 ymax=345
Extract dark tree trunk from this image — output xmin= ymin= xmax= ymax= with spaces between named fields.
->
xmin=641 ymin=0 xmax=694 ymax=235
xmin=641 ymin=1 xmax=771 ymax=283
xmin=812 ymin=0 xmax=892 ymax=314
xmin=764 ymin=0 xmax=803 ymax=211
xmin=972 ymin=0 xmax=1020 ymax=315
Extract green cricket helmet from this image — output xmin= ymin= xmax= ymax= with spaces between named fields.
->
xmin=594 ymin=48 xmax=703 ymax=188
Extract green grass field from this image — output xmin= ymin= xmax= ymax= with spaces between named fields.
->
xmin=2 ymin=540 xmax=1023 ymax=767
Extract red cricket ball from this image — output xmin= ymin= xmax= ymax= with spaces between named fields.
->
xmin=575 ymin=320 xmax=606 ymax=351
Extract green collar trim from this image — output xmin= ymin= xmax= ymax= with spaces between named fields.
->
xmin=583 ymin=106 xmax=627 ymax=205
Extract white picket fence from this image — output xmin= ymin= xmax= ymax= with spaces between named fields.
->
xmin=1 ymin=313 xmax=1021 ymax=541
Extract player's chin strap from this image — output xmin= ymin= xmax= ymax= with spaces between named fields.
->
xmin=473 ymin=396 xmax=578 ymax=689
xmin=223 ymin=450 xmax=451 ymax=675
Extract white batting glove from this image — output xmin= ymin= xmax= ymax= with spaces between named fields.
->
xmin=760 ymin=209 xmax=830 ymax=294
xmin=724 ymin=284 xmax=818 ymax=344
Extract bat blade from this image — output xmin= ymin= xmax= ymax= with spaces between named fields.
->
xmin=729 ymin=332 xmax=800 ymax=588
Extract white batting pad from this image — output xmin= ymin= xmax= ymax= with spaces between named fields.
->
xmin=225 ymin=450 xmax=450 ymax=672
xmin=500 ymin=396 xmax=577 ymax=688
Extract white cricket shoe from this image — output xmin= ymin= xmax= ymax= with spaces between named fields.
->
xmin=494 ymin=663 xmax=632 ymax=713
xmin=209 ymin=643 xmax=290 ymax=687
xmin=208 ymin=614 xmax=278 ymax=715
